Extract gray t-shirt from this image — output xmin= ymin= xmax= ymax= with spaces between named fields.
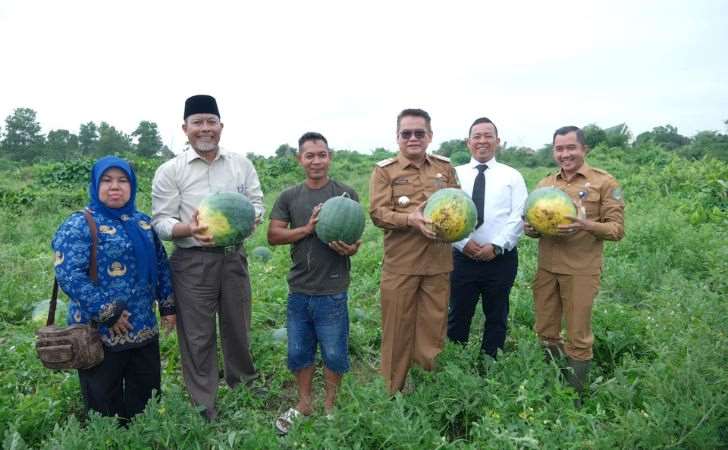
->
xmin=270 ymin=180 xmax=360 ymax=295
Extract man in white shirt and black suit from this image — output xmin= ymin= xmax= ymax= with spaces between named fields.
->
xmin=448 ymin=117 xmax=528 ymax=359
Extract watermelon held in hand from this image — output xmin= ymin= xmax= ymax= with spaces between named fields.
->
xmin=197 ymin=192 xmax=256 ymax=247
xmin=315 ymin=193 xmax=365 ymax=245
xmin=525 ymin=187 xmax=578 ymax=236
xmin=252 ymin=246 xmax=273 ymax=262
xmin=424 ymin=188 xmax=477 ymax=242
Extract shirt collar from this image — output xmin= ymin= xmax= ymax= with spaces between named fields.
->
xmin=184 ymin=146 xmax=227 ymax=164
xmin=396 ymin=152 xmax=431 ymax=169
xmin=469 ymin=156 xmax=496 ymax=169
xmin=557 ymin=161 xmax=591 ymax=180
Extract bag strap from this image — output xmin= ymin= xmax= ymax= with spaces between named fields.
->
xmin=47 ymin=209 xmax=99 ymax=326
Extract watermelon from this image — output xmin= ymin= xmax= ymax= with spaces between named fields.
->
xmin=424 ymin=188 xmax=477 ymax=242
xmin=197 ymin=192 xmax=256 ymax=246
xmin=525 ymin=187 xmax=577 ymax=236
xmin=315 ymin=193 xmax=365 ymax=245
xmin=31 ymin=299 xmax=66 ymax=326
xmin=252 ymin=246 xmax=273 ymax=262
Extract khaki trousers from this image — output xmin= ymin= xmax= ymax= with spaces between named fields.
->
xmin=380 ymin=270 xmax=449 ymax=393
xmin=170 ymin=247 xmax=257 ymax=413
xmin=532 ymin=268 xmax=600 ymax=361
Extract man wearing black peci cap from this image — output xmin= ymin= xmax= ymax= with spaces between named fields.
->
xmin=151 ymin=95 xmax=264 ymax=420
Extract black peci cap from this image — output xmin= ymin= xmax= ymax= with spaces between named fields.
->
xmin=184 ymin=95 xmax=220 ymax=120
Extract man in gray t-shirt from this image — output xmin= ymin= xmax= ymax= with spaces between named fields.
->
xmin=268 ymin=132 xmax=361 ymax=435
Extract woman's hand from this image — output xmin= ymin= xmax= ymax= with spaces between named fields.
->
xmin=110 ymin=310 xmax=133 ymax=337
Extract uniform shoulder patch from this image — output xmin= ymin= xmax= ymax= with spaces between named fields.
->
xmin=376 ymin=157 xmax=396 ymax=168
xmin=430 ymin=154 xmax=451 ymax=163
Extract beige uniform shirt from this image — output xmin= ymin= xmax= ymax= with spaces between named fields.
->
xmin=536 ymin=163 xmax=624 ymax=275
xmin=369 ymin=153 xmax=459 ymax=275
xmin=151 ymin=147 xmax=264 ymax=248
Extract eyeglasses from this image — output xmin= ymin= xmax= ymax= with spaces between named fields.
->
xmin=399 ymin=129 xmax=428 ymax=140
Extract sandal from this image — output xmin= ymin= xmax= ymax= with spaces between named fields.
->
xmin=274 ymin=407 xmax=302 ymax=435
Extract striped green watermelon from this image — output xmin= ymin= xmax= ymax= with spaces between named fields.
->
xmin=198 ymin=192 xmax=256 ymax=246
xmin=315 ymin=193 xmax=365 ymax=245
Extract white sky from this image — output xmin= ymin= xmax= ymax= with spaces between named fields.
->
xmin=1 ymin=0 xmax=726 ymax=156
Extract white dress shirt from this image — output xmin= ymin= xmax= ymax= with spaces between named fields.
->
xmin=151 ymin=146 xmax=264 ymax=248
xmin=453 ymin=157 xmax=528 ymax=252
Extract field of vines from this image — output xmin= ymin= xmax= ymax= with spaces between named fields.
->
xmin=1 ymin=144 xmax=727 ymax=449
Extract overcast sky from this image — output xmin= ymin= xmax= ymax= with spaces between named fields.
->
xmin=1 ymin=0 xmax=726 ymax=156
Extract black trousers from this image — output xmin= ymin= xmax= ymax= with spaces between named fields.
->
xmin=78 ymin=339 xmax=161 ymax=421
xmin=447 ymin=248 xmax=518 ymax=357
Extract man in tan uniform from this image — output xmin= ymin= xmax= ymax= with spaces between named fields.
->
xmin=369 ymin=108 xmax=459 ymax=394
xmin=525 ymin=125 xmax=624 ymax=393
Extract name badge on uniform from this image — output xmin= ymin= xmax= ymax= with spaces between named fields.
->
xmin=398 ymin=196 xmax=411 ymax=207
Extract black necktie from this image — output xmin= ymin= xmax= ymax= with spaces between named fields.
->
xmin=472 ymin=164 xmax=487 ymax=229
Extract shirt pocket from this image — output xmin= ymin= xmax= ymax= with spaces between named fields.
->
xmin=391 ymin=184 xmax=417 ymax=211
xmin=582 ymin=191 xmax=601 ymax=219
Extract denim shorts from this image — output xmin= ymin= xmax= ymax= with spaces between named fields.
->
xmin=287 ymin=291 xmax=350 ymax=374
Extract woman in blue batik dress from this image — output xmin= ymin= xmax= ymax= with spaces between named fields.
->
xmin=52 ymin=155 xmax=176 ymax=422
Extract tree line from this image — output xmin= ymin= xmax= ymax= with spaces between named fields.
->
xmin=2 ymin=106 xmax=726 ymax=165
xmin=434 ymin=121 xmax=728 ymax=167
xmin=0 ymin=107 xmax=173 ymax=163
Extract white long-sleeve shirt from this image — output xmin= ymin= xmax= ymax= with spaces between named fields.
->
xmin=151 ymin=147 xmax=264 ymax=248
xmin=452 ymin=157 xmax=527 ymax=252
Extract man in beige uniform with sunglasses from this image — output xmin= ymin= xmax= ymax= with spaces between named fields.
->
xmin=369 ymin=108 xmax=459 ymax=394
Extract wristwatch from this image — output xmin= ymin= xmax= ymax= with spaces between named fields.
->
xmin=493 ymin=245 xmax=503 ymax=256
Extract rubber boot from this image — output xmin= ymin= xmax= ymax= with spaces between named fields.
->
xmin=565 ymin=357 xmax=590 ymax=396
xmin=543 ymin=342 xmax=565 ymax=363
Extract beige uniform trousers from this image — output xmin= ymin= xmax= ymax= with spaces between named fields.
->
xmin=533 ymin=268 xmax=601 ymax=361
xmin=380 ymin=270 xmax=449 ymax=393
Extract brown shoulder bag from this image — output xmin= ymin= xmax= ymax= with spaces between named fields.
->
xmin=36 ymin=209 xmax=104 ymax=370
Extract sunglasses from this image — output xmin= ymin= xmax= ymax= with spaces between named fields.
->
xmin=399 ymin=129 xmax=428 ymax=140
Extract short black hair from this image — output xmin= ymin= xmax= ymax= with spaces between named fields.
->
xmin=553 ymin=126 xmax=586 ymax=146
xmin=298 ymin=132 xmax=329 ymax=153
xmin=469 ymin=117 xmax=498 ymax=137
xmin=397 ymin=108 xmax=432 ymax=132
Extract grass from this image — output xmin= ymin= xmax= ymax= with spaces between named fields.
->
xmin=1 ymin=148 xmax=727 ymax=449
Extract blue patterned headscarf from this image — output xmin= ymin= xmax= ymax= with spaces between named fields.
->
xmin=88 ymin=156 xmax=157 ymax=292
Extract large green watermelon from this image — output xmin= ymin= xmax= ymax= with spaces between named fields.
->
xmin=424 ymin=188 xmax=477 ymax=242
xmin=315 ymin=193 xmax=365 ymax=245
xmin=251 ymin=246 xmax=273 ymax=262
xmin=525 ymin=187 xmax=577 ymax=236
xmin=198 ymin=192 xmax=256 ymax=246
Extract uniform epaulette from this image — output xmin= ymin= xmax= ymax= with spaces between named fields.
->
xmin=591 ymin=167 xmax=612 ymax=176
xmin=430 ymin=154 xmax=451 ymax=163
xmin=376 ymin=158 xmax=396 ymax=168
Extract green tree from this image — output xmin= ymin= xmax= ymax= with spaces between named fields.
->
xmin=435 ymin=139 xmax=467 ymax=157
xmin=634 ymin=125 xmax=690 ymax=151
xmin=275 ymin=143 xmax=297 ymax=158
xmin=97 ymin=121 xmax=132 ymax=155
xmin=1 ymin=107 xmax=45 ymax=162
xmin=582 ymin=124 xmax=607 ymax=148
xmin=46 ymin=129 xmax=80 ymax=161
xmin=679 ymin=131 xmax=728 ymax=161
xmin=132 ymin=120 xmax=163 ymax=157
xmin=604 ymin=123 xmax=631 ymax=148
xmin=78 ymin=122 xmax=99 ymax=157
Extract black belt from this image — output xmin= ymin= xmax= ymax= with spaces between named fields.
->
xmin=181 ymin=245 xmax=241 ymax=255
